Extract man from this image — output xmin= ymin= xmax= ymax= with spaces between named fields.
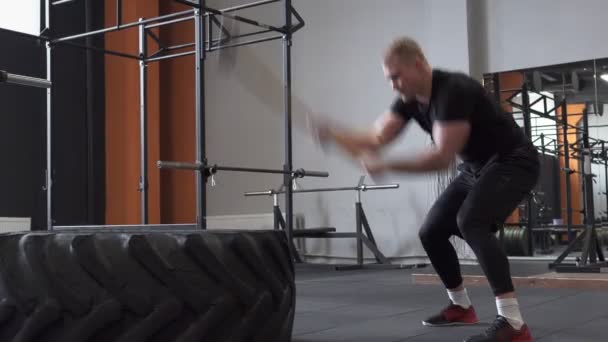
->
xmin=311 ymin=37 xmax=539 ymax=342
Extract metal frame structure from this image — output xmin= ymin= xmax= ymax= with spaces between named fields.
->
xmin=498 ymin=79 xmax=608 ymax=272
xmin=245 ymin=176 xmax=426 ymax=270
xmin=35 ymin=0 xmax=311 ymax=234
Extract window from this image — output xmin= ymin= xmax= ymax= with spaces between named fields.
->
xmin=0 ymin=0 xmax=41 ymax=36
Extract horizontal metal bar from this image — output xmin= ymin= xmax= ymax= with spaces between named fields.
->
xmin=216 ymin=165 xmax=329 ymax=178
xmin=146 ymin=50 xmax=196 ymax=63
xmin=158 ymin=161 xmax=329 ymax=178
xmin=0 ymin=70 xmax=51 ymax=89
xmin=245 ymin=191 xmax=274 ymax=196
xmin=219 ymin=0 xmax=281 ymax=13
xmin=52 ymin=0 xmax=77 ymax=5
xmin=364 ymin=184 xmax=400 ymax=190
xmin=293 ymin=232 xmax=358 ymax=239
xmin=208 ymin=34 xmax=282 ymax=51
xmin=53 ymin=9 xmax=196 ymax=43
xmin=144 ymin=15 xmax=195 ymax=30
xmin=244 ymin=184 xmax=399 ymax=196
xmin=158 ymin=161 xmax=202 ymax=170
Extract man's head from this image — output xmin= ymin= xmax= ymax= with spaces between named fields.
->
xmin=382 ymin=37 xmax=431 ymax=100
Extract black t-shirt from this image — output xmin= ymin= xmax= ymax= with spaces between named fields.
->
xmin=390 ymin=69 xmax=530 ymax=164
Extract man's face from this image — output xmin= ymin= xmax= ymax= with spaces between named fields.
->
xmin=383 ymin=56 xmax=421 ymax=100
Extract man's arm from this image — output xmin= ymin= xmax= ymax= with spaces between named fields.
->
xmin=375 ymin=119 xmax=470 ymax=173
xmin=318 ymin=112 xmax=406 ymax=157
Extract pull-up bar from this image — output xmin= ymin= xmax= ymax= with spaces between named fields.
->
xmin=0 ymin=70 xmax=51 ymax=89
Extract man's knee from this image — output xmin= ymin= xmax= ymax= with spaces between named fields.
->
xmin=418 ymin=220 xmax=447 ymax=245
xmin=456 ymin=208 xmax=482 ymax=240
xmin=457 ymin=207 xmax=499 ymax=241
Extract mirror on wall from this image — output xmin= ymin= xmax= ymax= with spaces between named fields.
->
xmin=483 ymin=58 xmax=608 ymax=259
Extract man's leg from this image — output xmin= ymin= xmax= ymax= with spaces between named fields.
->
xmin=419 ymin=172 xmax=478 ymax=326
xmin=458 ymin=151 xmax=539 ymax=341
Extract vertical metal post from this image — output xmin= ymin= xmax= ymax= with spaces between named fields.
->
xmin=604 ymin=141 xmax=608 ymax=220
xmin=581 ymin=107 xmax=597 ymax=264
xmin=46 ymin=0 xmax=53 ymax=231
xmin=273 ymin=194 xmax=280 ymax=230
xmin=117 ymin=0 xmax=122 ymax=27
xmin=561 ymin=101 xmax=573 ymax=242
xmin=521 ymin=85 xmax=534 ymax=255
xmin=492 ymin=73 xmax=500 ymax=105
xmin=206 ymin=13 xmax=212 ymax=51
xmin=194 ymin=6 xmax=207 ymax=229
xmin=540 ymin=133 xmax=546 ymax=156
xmin=283 ymin=0 xmax=294 ymax=257
xmin=356 ymin=192 xmax=363 ymax=265
xmin=139 ymin=19 xmax=149 ymax=224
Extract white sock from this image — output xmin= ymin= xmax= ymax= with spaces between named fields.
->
xmin=496 ymin=298 xmax=524 ymax=330
xmin=447 ymin=288 xmax=471 ymax=309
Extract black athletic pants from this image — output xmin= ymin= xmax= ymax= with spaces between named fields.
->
xmin=419 ymin=144 xmax=540 ymax=296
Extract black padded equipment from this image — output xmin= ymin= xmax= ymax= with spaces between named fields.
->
xmin=0 ymin=229 xmax=295 ymax=342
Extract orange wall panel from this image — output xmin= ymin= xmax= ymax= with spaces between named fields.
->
xmin=105 ymin=1 xmax=161 ymax=224
xmin=105 ymin=1 xmax=196 ymax=224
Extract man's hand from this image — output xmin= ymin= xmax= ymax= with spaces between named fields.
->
xmin=307 ymin=111 xmax=406 ymax=159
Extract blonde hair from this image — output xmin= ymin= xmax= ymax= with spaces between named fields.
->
xmin=384 ymin=36 xmax=428 ymax=65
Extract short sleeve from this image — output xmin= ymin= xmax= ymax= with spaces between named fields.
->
xmin=434 ymin=78 xmax=477 ymax=122
xmin=390 ymin=97 xmax=414 ymax=121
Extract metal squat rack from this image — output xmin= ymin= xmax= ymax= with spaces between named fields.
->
xmin=501 ymin=81 xmax=608 ymax=273
xmin=245 ymin=176 xmax=426 ymax=270
xmin=8 ymin=0 xmax=313 ymax=233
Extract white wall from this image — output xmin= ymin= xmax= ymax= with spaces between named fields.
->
xmin=484 ymin=0 xmax=608 ymax=73
xmin=204 ymin=0 xmax=476 ymax=262
xmin=587 ymin=111 xmax=608 ymax=221
xmin=0 ymin=0 xmax=40 ymax=36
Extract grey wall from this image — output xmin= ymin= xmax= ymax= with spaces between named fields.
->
xmin=587 ymin=112 xmax=608 ymax=221
xmin=204 ymin=0 xmax=475 ymax=262
xmin=484 ymin=0 xmax=608 ymax=73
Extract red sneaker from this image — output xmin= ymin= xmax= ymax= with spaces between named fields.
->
xmin=422 ymin=302 xmax=479 ymax=326
xmin=464 ymin=315 xmax=533 ymax=342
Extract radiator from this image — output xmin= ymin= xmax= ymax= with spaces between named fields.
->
xmin=206 ymin=213 xmax=275 ymax=231
xmin=0 ymin=217 xmax=31 ymax=233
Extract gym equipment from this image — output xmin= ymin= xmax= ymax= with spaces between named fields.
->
xmin=33 ymin=0 xmax=307 ymax=232
xmin=549 ymin=106 xmax=608 ymax=272
xmin=0 ymin=229 xmax=294 ymax=341
xmin=505 ymin=82 xmax=608 ymax=269
xmin=157 ymin=161 xmax=328 ymax=179
xmin=1 ymin=2 xmax=305 ymax=341
xmin=499 ymin=226 xmax=530 ymax=256
xmin=0 ymin=70 xmax=51 ymax=89
xmin=532 ymin=70 xmax=580 ymax=93
xmin=245 ymin=176 xmax=426 ymax=271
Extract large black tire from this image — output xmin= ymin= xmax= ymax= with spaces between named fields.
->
xmin=0 ymin=229 xmax=295 ymax=342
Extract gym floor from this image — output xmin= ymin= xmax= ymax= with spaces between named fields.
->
xmin=292 ymin=262 xmax=607 ymax=341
